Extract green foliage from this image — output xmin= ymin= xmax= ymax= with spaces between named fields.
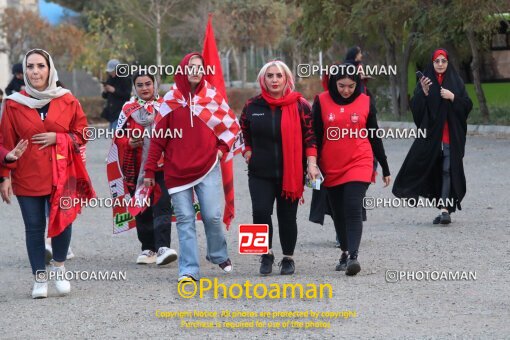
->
xmin=77 ymin=10 xmax=136 ymax=78
xmin=218 ymin=0 xmax=286 ymax=50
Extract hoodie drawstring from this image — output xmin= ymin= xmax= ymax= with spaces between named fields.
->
xmin=189 ymin=93 xmax=194 ymax=128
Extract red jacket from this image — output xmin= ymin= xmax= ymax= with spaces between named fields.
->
xmin=144 ymin=105 xmax=229 ymax=193
xmin=0 ymin=91 xmax=88 ymax=196
xmin=0 ymin=144 xmax=8 ymax=165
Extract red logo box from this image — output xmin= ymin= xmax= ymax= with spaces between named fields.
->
xmin=238 ymin=224 xmax=269 ymax=254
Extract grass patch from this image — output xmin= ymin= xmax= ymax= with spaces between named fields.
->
xmin=465 ymin=83 xmax=510 ymax=108
xmin=391 ymin=80 xmax=510 ymax=125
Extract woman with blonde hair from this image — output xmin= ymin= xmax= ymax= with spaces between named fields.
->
xmin=240 ymin=60 xmax=318 ymax=276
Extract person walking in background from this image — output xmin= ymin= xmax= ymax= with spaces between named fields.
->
xmin=392 ymin=48 xmax=472 ymax=225
xmin=345 ymin=46 xmax=373 ymax=95
xmin=241 ymin=60 xmax=319 ymax=276
xmin=101 ymin=59 xmax=132 ymax=130
xmin=5 ymin=63 xmax=25 ymax=96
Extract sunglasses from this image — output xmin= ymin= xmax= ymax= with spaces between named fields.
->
xmin=433 ymin=59 xmax=448 ymax=65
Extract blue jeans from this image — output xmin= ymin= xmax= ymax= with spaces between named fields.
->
xmin=17 ymin=195 xmax=72 ymax=274
xmin=171 ymin=163 xmax=228 ymax=279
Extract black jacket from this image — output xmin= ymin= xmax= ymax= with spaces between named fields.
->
xmin=392 ymin=61 xmax=472 ymax=212
xmin=101 ymin=75 xmax=132 ymax=122
xmin=240 ymin=95 xmax=316 ymax=179
xmin=5 ymin=77 xmax=25 ymax=96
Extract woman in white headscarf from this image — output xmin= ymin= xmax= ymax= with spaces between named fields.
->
xmin=0 ymin=49 xmax=94 ymax=299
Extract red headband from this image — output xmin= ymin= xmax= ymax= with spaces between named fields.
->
xmin=432 ymin=49 xmax=448 ymax=61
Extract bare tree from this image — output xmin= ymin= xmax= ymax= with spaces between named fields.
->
xmin=115 ymin=0 xmax=182 ymax=82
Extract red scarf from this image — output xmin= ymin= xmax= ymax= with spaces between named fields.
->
xmin=261 ymin=90 xmax=304 ymax=201
xmin=432 ymin=49 xmax=449 ymax=144
xmin=432 ymin=49 xmax=448 ymax=85
xmin=49 ymin=133 xmax=96 ymax=237
xmin=436 ymin=73 xmax=444 ymax=85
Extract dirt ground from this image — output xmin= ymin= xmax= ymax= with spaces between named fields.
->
xmin=0 ymin=135 xmax=508 ymax=339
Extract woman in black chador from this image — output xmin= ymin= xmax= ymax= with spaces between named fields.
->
xmin=392 ymin=48 xmax=472 ymax=225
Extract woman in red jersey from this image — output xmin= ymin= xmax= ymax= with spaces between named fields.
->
xmin=312 ymin=62 xmax=391 ymax=276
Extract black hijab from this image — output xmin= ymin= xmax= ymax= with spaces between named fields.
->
xmin=415 ymin=48 xmax=466 ymax=125
xmin=345 ymin=46 xmax=361 ymax=63
xmin=393 ymin=48 xmax=473 ymax=212
xmin=327 ymin=62 xmax=362 ymax=105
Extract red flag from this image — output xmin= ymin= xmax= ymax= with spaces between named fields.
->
xmin=202 ymin=13 xmax=236 ymax=230
xmin=203 ymin=14 xmax=227 ymax=99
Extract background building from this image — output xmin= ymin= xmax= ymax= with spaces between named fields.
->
xmin=0 ymin=0 xmax=38 ymax=90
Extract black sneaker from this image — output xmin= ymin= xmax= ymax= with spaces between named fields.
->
xmin=259 ymin=253 xmax=274 ymax=275
xmin=279 ymin=257 xmax=295 ymax=275
xmin=219 ymin=258 xmax=233 ymax=272
xmin=345 ymin=256 xmax=361 ymax=276
xmin=335 ymin=252 xmax=348 ymax=271
xmin=433 ymin=215 xmax=441 ymax=224
xmin=440 ymin=212 xmax=451 ymax=224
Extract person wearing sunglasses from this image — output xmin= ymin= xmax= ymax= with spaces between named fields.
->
xmin=393 ymin=48 xmax=473 ymax=225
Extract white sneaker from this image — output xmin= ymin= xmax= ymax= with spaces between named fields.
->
xmin=66 ymin=247 xmax=75 ymax=260
xmin=156 ymin=247 xmax=178 ymax=266
xmin=32 ymin=281 xmax=48 ymax=299
xmin=45 ymin=244 xmax=53 ymax=265
xmin=52 ymin=265 xmax=71 ymax=296
xmin=136 ymin=250 xmax=156 ymax=264
xmin=177 ymin=275 xmax=196 ymax=282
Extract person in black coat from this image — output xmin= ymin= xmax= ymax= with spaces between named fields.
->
xmin=5 ymin=63 xmax=25 ymax=95
xmin=392 ymin=48 xmax=472 ymax=225
xmin=101 ymin=59 xmax=132 ymax=129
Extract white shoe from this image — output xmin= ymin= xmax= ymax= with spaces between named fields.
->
xmin=32 ymin=281 xmax=48 ymax=299
xmin=66 ymin=247 xmax=75 ymax=260
xmin=156 ymin=247 xmax=178 ymax=266
xmin=45 ymin=244 xmax=53 ymax=265
xmin=178 ymin=275 xmax=196 ymax=282
xmin=52 ymin=265 xmax=71 ymax=296
xmin=136 ymin=250 xmax=156 ymax=264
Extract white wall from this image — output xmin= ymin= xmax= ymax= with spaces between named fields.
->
xmin=0 ymin=0 xmax=10 ymax=91
xmin=0 ymin=0 xmax=39 ymax=91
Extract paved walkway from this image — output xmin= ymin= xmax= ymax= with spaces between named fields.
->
xmin=1 ymin=135 xmax=508 ymax=338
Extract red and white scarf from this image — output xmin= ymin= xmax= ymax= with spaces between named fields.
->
xmin=160 ymin=80 xmax=239 ymax=152
xmin=106 ymin=97 xmax=163 ymax=234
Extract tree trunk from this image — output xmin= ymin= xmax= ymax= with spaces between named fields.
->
xmin=155 ymin=2 xmax=162 ymax=85
xmin=72 ymin=68 xmax=78 ymax=95
xmin=381 ymin=30 xmax=399 ymax=118
xmin=399 ymin=32 xmax=415 ymax=119
xmin=259 ymin=48 xmax=265 ymax=70
xmin=466 ymin=28 xmax=489 ymax=124
xmin=249 ymin=44 xmax=255 ymax=72
xmin=241 ymin=48 xmax=247 ymax=88
xmin=232 ymin=48 xmax=241 ymax=83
